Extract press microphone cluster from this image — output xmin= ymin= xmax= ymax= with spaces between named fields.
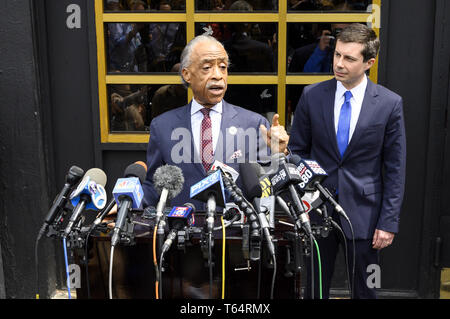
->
xmin=110 ymin=161 xmax=147 ymax=247
xmin=63 ymin=168 xmax=108 ymax=238
xmin=288 ymin=154 xmax=349 ymax=221
xmin=269 ymin=153 xmax=312 ymax=237
xmin=37 ymin=165 xmax=85 ymax=240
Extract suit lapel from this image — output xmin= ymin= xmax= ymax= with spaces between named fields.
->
xmin=321 ymin=79 xmax=341 ymax=161
xmin=341 ymin=79 xmax=379 ymax=161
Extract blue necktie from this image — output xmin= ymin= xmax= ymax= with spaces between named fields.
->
xmin=337 ymin=91 xmax=352 ymax=158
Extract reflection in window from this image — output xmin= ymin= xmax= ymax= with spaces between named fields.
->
xmin=106 ymin=22 xmax=186 ymax=73
xmin=108 ymin=83 xmax=187 ymax=132
xmin=104 ymin=0 xmax=186 ymax=12
xmin=196 ymin=0 xmax=277 ymax=11
xmin=224 ymin=85 xmax=277 ymax=122
xmin=285 ymin=85 xmax=306 ymax=132
xmin=287 ymin=22 xmax=363 ymax=74
xmin=196 ymin=22 xmax=277 ymax=73
xmin=288 ymin=0 xmax=371 ymax=11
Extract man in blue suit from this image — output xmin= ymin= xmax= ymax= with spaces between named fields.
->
xmin=288 ymin=23 xmax=406 ymax=298
xmin=142 ymin=34 xmax=289 ymax=210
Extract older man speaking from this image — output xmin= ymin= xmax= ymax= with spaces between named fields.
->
xmin=142 ymin=35 xmax=289 ymax=209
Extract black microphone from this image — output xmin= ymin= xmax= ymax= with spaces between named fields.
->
xmin=38 ymin=166 xmax=84 ymax=237
xmin=161 ymin=203 xmax=196 ymax=253
xmin=239 ymin=163 xmax=275 ymax=257
xmin=288 ymin=154 xmax=348 ymax=220
xmin=217 ymin=168 xmax=261 ymax=261
xmin=245 ymin=162 xmax=276 ymax=229
xmin=111 ymin=161 xmax=147 ymax=247
xmin=269 ymin=154 xmax=312 ymax=237
xmin=63 ymin=168 xmax=108 ymax=237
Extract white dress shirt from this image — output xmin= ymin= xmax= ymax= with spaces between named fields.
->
xmin=334 ymin=75 xmax=368 ymax=142
xmin=191 ymin=98 xmax=222 ymax=155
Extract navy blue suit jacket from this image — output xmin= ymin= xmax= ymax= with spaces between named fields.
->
xmin=142 ymin=100 xmax=270 ymax=210
xmin=288 ymin=78 xmax=406 ymax=239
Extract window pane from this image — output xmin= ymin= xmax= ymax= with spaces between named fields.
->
xmin=196 ymin=0 xmax=277 ymax=11
xmin=287 ymin=22 xmax=365 ymax=74
xmin=285 ymin=85 xmax=306 ymax=132
xmin=224 ymin=85 xmax=277 ymax=121
xmin=104 ymin=0 xmax=186 ymax=12
xmin=108 ymin=84 xmax=187 ymax=132
xmin=288 ymin=0 xmax=371 ymax=11
xmin=106 ymin=22 xmax=186 ymax=73
xmin=195 ymin=23 xmax=277 ymax=73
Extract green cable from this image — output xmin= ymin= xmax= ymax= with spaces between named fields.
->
xmin=313 ymin=238 xmax=323 ymax=299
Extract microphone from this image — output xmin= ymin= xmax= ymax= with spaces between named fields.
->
xmin=239 ymin=163 xmax=275 ymax=257
xmin=190 ymin=169 xmax=226 ymax=234
xmin=216 ymin=167 xmax=261 ymax=261
xmin=111 ymin=161 xmax=147 ymax=247
xmin=210 ymin=160 xmax=239 ymax=182
xmin=245 ymin=162 xmax=276 ymax=230
xmin=63 ymin=168 xmax=107 ymax=237
xmin=161 ymin=203 xmax=196 ymax=253
xmin=269 ymin=154 xmax=312 ymax=236
xmin=153 ymin=165 xmax=185 ymax=225
xmin=289 ymin=154 xmax=348 ymax=219
xmin=38 ymin=166 xmax=84 ymax=237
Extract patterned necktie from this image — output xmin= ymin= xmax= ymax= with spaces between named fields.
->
xmin=200 ymin=108 xmax=214 ymax=172
xmin=337 ymin=90 xmax=352 ymax=158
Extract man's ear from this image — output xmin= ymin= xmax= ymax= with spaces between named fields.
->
xmin=365 ymin=57 xmax=376 ymax=71
xmin=181 ymin=68 xmax=191 ymax=84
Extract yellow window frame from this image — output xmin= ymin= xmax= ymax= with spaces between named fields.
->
xmin=95 ymin=0 xmax=381 ymax=143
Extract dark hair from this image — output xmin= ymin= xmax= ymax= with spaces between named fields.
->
xmin=336 ymin=23 xmax=380 ymax=62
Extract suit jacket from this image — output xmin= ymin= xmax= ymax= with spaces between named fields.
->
xmin=288 ymin=78 xmax=406 ymax=239
xmin=142 ymin=100 xmax=270 ymax=210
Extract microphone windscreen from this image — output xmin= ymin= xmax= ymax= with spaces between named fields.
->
xmin=239 ymin=163 xmax=263 ymax=200
xmin=66 ymin=166 xmax=85 ymax=185
xmin=124 ymin=162 xmax=147 ymax=183
xmin=288 ymin=154 xmax=302 ymax=166
xmin=84 ymin=168 xmax=107 ymax=187
xmin=153 ymin=165 xmax=184 ymax=199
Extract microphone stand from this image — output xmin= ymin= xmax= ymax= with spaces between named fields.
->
xmin=205 ymin=194 xmax=216 ymax=299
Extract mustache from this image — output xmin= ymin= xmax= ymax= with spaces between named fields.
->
xmin=206 ymin=82 xmax=225 ymax=89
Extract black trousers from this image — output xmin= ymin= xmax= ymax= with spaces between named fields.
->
xmin=304 ymin=212 xmax=379 ymax=299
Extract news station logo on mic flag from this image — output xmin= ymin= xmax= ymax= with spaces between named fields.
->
xmin=190 ymin=170 xmax=226 ymax=207
xmin=70 ymin=177 xmax=107 ymax=211
xmin=296 ymin=159 xmax=328 ymax=191
xmin=112 ymin=177 xmax=144 ymax=209
xmin=168 ymin=206 xmax=195 ymax=227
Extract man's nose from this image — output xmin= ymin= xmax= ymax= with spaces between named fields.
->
xmin=212 ymin=64 xmax=222 ymax=79
xmin=335 ymin=56 xmax=344 ymax=68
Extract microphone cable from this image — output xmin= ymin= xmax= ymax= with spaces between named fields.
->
xmin=158 ymin=242 xmax=165 ymax=299
xmin=208 ymin=232 xmax=213 ymax=298
xmin=221 ymin=216 xmax=226 ymax=299
xmin=108 ymin=244 xmax=115 ymax=299
xmin=329 ymin=218 xmax=354 ymax=299
xmin=153 ymin=223 xmax=160 ymax=299
xmin=62 ymin=237 xmax=72 ymax=299
xmin=312 ymin=237 xmax=323 ymax=299
xmin=34 ymin=230 xmax=43 ymax=299
xmin=342 ymin=215 xmax=355 ymax=299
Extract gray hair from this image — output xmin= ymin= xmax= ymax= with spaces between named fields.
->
xmin=179 ymin=35 xmax=228 ymax=88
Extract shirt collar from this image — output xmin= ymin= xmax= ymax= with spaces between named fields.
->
xmin=336 ymin=75 xmax=368 ymax=105
xmin=191 ymin=98 xmax=223 ymax=116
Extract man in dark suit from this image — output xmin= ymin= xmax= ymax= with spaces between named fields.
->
xmin=288 ymin=23 xmax=406 ymax=298
xmin=142 ymin=34 xmax=289 ymax=209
